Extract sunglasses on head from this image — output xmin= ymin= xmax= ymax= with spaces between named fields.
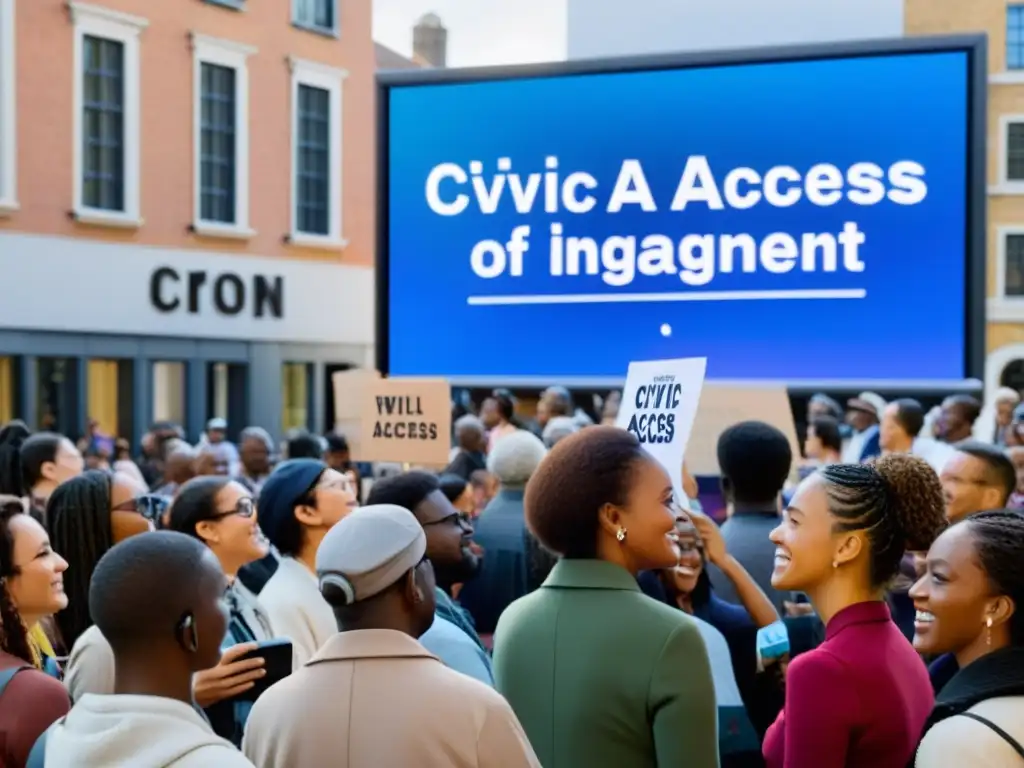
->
xmin=113 ymin=494 xmax=170 ymax=523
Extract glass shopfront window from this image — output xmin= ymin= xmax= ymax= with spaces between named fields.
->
xmin=37 ymin=358 xmax=80 ymax=436
xmin=282 ymin=363 xmax=312 ymax=433
xmin=206 ymin=362 xmax=247 ymax=440
xmin=152 ymin=361 xmax=186 ymax=426
xmin=86 ymin=359 xmax=134 ymax=442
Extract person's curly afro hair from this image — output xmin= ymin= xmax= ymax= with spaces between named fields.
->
xmin=525 ymin=425 xmax=650 ymax=559
xmin=819 ymin=453 xmax=946 ymax=588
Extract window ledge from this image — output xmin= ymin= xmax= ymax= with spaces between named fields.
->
xmin=190 ymin=222 xmax=256 ymax=240
xmin=291 ymin=21 xmax=339 ymax=39
xmin=0 ymin=199 xmax=18 ymax=217
xmin=203 ymin=0 xmax=245 ymax=9
xmin=989 ymin=183 xmax=1024 ymax=196
xmin=285 ymin=232 xmax=348 ymax=251
xmin=990 ymin=71 xmax=1024 ymax=85
xmin=987 ymin=297 xmax=1024 ymax=322
xmin=71 ymin=208 xmax=143 ymax=229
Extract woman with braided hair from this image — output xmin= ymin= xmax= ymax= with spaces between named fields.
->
xmin=911 ymin=510 xmax=1024 ymax=765
xmin=0 ymin=497 xmax=71 ymax=765
xmin=763 ymin=454 xmax=947 ymax=768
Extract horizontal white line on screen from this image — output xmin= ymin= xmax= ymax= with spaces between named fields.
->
xmin=466 ymin=288 xmax=868 ymax=306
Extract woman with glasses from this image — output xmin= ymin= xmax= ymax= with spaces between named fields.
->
xmin=165 ymin=476 xmax=275 ymax=746
xmin=0 ymin=496 xmax=71 ymax=766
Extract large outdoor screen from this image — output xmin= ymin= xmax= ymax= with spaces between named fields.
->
xmin=378 ymin=38 xmax=985 ymax=386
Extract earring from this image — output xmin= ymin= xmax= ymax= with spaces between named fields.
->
xmin=616 ymin=527 xmax=627 ymax=543
xmin=832 ymin=560 xmax=839 ymax=569
xmin=986 ymin=616 xmax=993 ymax=647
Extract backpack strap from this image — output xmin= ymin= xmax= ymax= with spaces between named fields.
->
xmin=959 ymin=712 xmax=1024 ymax=759
xmin=0 ymin=665 xmax=31 ymax=698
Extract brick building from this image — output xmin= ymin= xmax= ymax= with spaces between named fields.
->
xmin=0 ymin=0 xmax=375 ymax=444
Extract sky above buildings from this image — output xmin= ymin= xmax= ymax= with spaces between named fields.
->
xmin=373 ymin=0 xmax=567 ymax=67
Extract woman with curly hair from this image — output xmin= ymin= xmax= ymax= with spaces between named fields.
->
xmin=764 ymin=454 xmax=947 ymax=768
xmin=0 ymin=497 xmax=71 ymax=765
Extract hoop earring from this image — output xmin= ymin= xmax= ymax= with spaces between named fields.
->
xmin=616 ymin=527 xmax=627 ymax=543
xmin=986 ymin=616 xmax=993 ymax=647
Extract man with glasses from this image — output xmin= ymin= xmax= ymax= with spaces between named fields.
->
xmin=940 ymin=440 xmax=1017 ymax=524
xmin=367 ymin=471 xmax=493 ymax=685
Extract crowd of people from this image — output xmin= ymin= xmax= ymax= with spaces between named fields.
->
xmin=0 ymin=383 xmax=1022 ymax=767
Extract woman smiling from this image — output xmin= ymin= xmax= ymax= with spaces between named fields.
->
xmin=0 ymin=498 xmax=71 ymax=765
xmin=912 ymin=511 xmax=1024 ymax=765
xmin=763 ymin=454 xmax=946 ymax=768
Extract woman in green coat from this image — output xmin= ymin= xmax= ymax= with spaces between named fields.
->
xmin=493 ymin=426 xmax=719 ymax=768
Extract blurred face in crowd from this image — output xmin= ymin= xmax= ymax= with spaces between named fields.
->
xmin=940 ymin=451 xmax=1005 ymax=524
xmin=879 ymin=403 xmax=905 ymax=453
xmin=296 ymin=468 xmax=359 ymax=532
xmin=194 ymin=481 xmax=267 ymax=575
xmin=937 ymin=399 xmax=972 ymax=443
xmin=239 ymin=437 xmax=271 ymax=477
xmin=110 ymin=473 xmax=156 ymax=541
xmin=845 ymin=406 xmax=875 ymax=434
xmin=770 ymin=474 xmax=863 ymax=593
xmin=536 ymin=398 xmax=552 ymax=430
xmin=909 ymin=523 xmax=1006 ymax=665
xmin=5 ymin=506 xmax=69 ymax=623
xmin=325 ymin=444 xmax=352 ymax=473
xmin=208 ymin=428 xmax=226 ymax=445
xmin=603 ymin=458 xmax=681 ymax=573
xmin=804 ymin=424 xmax=825 ymax=460
xmin=997 ymin=397 xmax=1018 ymax=428
xmin=480 ymin=398 xmax=501 ymax=430
xmin=413 ymin=489 xmax=479 ymax=589
xmin=666 ymin=521 xmax=704 ymax=598
xmin=42 ymin=438 xmax=85 ymax=489
xmin=195 ymin=449 xmax=229 ymax=477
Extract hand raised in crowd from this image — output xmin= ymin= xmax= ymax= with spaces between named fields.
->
xmin=688 ymin=509 xmax=727 ymax=566
xmin=192 ymin=641 xmax=266 ymax=708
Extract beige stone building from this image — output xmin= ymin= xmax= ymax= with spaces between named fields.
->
xmin=0 ymin=0 xmax=376 ymax=443
xmin=907 ymin=0 xmax=1024 ymax=395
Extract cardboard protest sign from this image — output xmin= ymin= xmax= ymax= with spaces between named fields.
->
xmin=616 ymin=357 xmax=707 ymax=501
xmin=685 ymin=385 xmax=799 ymax=477
xmin=332 ymin=370 xmax=451 ymax=466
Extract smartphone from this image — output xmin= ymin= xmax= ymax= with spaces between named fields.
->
xmin=756 ymin=621 xmax=790 ymax=667
xmin=232 ymin=638 xmax=293 ymax=702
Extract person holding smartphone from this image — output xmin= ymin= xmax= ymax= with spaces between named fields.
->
xmin=167 ymin=476 xmax=279 ymax=746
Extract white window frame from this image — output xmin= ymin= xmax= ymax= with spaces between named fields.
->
xmin=990 ymin=226 xmax=1024 ymax=323
xmin=0 ymin=0 xmax=17 ymax=215
xmin=292 ymin=0 xmax=340 ymax=37
xmin=191 ymin=33 xmax=257 ymax=239
xmin=70 ymin=2 xmax=147 ymax=228
xmin=288 ymin=56 xmax=348 ymax=250
xmin=992 ymin=115 xmax=1024 ymax=196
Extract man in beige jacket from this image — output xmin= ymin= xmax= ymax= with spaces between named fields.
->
xmin=241 ymin=504 xmax=540 ymax=768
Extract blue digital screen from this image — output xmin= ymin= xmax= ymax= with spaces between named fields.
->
xmin=384 ymin=50 xmax=971 ymax=383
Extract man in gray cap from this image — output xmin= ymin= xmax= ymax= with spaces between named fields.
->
xmin=242 ymin=505 xmax=540 ymax=768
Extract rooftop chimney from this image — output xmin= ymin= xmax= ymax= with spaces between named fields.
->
xmin=413 ymin=12 xmax=447 ymax=68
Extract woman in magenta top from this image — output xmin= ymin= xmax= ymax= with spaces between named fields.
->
xmin=763 ymin=454 xmax=946 ymax=767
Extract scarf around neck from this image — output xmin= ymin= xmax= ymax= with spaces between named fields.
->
xmin=926 ymin=646 xmax=1024 ymax=731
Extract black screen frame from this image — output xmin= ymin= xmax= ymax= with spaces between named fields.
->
xmin=376 ymin=34 xmax=988 ymax=394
